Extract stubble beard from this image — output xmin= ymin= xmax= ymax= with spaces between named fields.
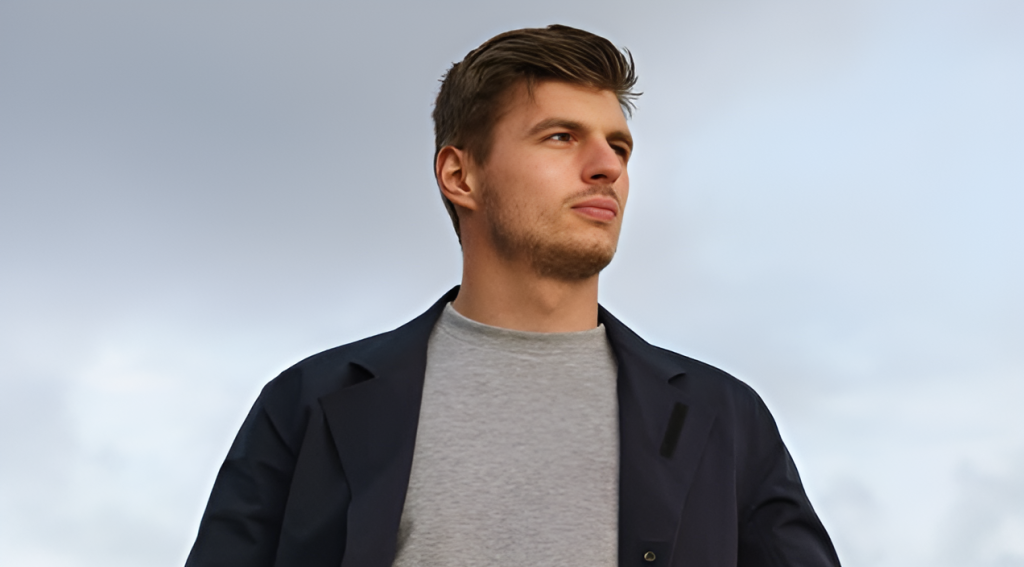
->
xmin=482 ymin=183 xmax=621 ymax=281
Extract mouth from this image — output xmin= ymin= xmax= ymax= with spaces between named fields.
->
xmin=570 ymin=196 xmax=619 ymax=222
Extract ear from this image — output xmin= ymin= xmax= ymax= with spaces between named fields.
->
xmin=436 ymin=146 xmax=482 ymax=212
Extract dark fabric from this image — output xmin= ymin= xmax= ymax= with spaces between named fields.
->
xmin=185 ymin=287 xmax=841 ymax=567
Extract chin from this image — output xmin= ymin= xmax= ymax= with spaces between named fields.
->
xmin=530 ymin=238 xmax=617 ymax=281
xmin=486 ymin=199 xmax=621 ymax=281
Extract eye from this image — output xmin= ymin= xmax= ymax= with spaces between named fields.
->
xmin=612 ymin=144 xmax=630 ymax=159
xmin=549 ymin=132 xmax=572 ymax=142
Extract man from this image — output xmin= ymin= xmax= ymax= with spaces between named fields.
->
xmin=186 ymin=25 xmax=840 ymax=567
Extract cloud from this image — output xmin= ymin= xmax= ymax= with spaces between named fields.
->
xmin=939 ymin=454 xmax=1024 ymax=567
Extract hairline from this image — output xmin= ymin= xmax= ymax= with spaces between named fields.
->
xmin=435 ymin=77 xmax=633 ymax=170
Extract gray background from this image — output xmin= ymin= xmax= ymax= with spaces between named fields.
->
xmin=2 ymin=1 xmax=1022 ymax=566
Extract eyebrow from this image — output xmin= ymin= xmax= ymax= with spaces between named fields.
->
xmin=527 ymin=118 xmax=634 ymax=152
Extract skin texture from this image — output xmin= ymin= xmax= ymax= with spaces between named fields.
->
xmin=436 ymin=81 xmax=633 ymax=332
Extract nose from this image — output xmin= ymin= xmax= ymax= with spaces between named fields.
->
xmin=582 ymin=139 xmax=625 ymax=184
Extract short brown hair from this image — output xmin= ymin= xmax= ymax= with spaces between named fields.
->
xmin=432 ymin=24 xmax=639 ymax=240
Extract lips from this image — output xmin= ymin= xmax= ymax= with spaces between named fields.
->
xmin=571 ymin=196 xmax=619 ymax=221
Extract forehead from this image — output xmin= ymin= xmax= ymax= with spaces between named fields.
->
xmin=497 ymin=80 xmax=630 ymax=134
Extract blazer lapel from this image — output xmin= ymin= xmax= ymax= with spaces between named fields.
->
xmin=320 ymin=288 xmax=457 ymax=567
xmin=601 ymin=308 xmax=718 ymax=566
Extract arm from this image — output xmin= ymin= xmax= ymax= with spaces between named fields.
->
xmin=185 ymin=386 xmax=299 ymax=567
xmin=736 ymin=395 xmax=841 ymax=567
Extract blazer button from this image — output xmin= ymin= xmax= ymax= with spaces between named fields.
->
xmin=643 ymin=550 xmax=656 ymax=562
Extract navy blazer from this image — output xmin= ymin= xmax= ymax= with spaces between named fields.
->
xmin=186 ymin=288 xmax=840 ymax=566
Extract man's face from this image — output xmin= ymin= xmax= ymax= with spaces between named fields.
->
xmin=474 ymin=80 xmax=633 ymax=281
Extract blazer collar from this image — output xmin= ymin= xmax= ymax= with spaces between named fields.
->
xmin=321 ymin=287 xmax=716 ymax=567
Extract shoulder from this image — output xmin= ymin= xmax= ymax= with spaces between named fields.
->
xmin=600 ymin=306 xmax=768 ymax=414
xmin=600 ymin=307 xmax=782 ymax=458
xmin=659 ymin=346 xmax=769 ymax=413
xmin=265 ymin=333 xmax=383 ymax=400
xmin=248 ymin=331 xmax=395 ymax=449
xmin=249 ymin=288 xmax=457 ymax=449
xmin=622 ymin=330 xmax=791 ymax=486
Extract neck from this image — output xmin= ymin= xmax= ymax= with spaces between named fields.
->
xmin=452 ymin=252 xmax=600 ymax=333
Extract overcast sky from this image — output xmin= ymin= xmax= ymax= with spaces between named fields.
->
xmin=2 ymin=1 xmax=1022 ymax=566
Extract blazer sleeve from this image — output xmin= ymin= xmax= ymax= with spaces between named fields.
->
xmin=184 ymin=382 xmax=300 ymax=567
xmin=736 ymin=393 xmax=842 ymax=567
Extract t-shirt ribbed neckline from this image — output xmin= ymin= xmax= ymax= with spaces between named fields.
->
xmin=438 ymin=302 xmax=607 ymax=350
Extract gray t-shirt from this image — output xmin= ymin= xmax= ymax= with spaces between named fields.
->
xmin=392 ymin=303 xmax=619 ymax=566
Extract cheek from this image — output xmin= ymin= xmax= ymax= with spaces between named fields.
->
xmin=511 ymin=162 xmax=568 ymax=207
xmin=521 ymin=158 xmax=566 ymax=186
xmin=618 ymin=172 xmax=630 ymax=206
